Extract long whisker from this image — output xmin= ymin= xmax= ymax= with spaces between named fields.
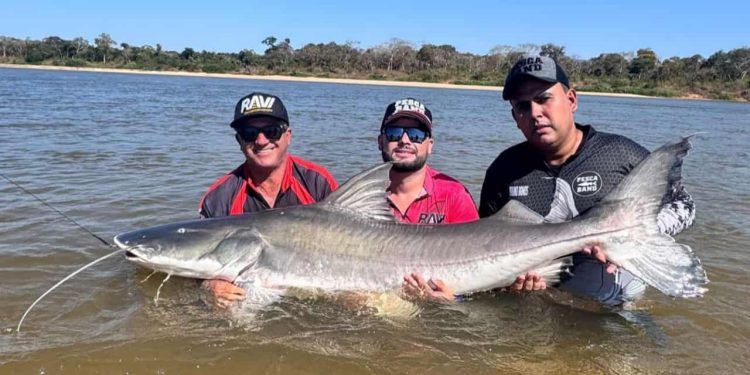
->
xmin=153 ymin=273 xmax=172 ymax=305
xmin=140 ymin=270 xmax=158 ymax=284
xmin=16 ymin=249 xmax=125 ymax=333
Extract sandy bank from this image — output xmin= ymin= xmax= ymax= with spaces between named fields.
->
xmin=1 ymin=63 xmax=659 ymax=99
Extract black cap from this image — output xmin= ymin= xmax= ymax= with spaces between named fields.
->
xmin=502 ymin=55 xmax=570 ymax=100
xmin=230 ymin=92 xmax=289 ymax=128
xmin=381 ymin=98 xmax=433 ymax=131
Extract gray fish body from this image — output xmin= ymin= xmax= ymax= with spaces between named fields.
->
xmin=115 ymin=137 xmax=708 ymax=299
xmin=241 ymin=206 xmax=596 ymax=294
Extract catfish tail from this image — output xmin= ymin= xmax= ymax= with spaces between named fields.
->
xmin=583 ymin=137 xmax=708 ymax=298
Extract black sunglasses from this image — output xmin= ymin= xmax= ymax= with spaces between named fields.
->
xmin=382 ymin=126 xmax=430 ymax=144
xmin=236 ymin=123 xmax=288 ymax=143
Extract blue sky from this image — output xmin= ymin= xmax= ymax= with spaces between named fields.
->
xmin=3 ymin=0 xmax=747 ymax=59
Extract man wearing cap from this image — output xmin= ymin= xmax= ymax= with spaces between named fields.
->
xmin=475 ymin=55 xmax=695 ymax=304
xmin=410 ymin=55 xmax=694 ymax=305
xmin=199 ymin=92 xmax=338 ymax=306
xmin=378 ymin=98 xmax=479 ymax=225
xmin=377 ymin=98 xmax=481 ymax=301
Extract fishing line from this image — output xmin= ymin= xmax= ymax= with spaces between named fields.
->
xmin=2 ymin=172 xmax=123 ymax=332
xmin=0 ymin=172 xmax=113 ymax=248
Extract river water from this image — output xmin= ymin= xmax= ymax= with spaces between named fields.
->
xmin=1 ymin=67 xmax=748 ymax=374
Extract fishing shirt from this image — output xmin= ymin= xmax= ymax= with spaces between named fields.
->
xmin=479 ymin=124 xmax=695 ymax=304
xmin=389 ymin=165 xmax=479 ymax=225
xmin=199 ymin=154 xmax=338 ymax=218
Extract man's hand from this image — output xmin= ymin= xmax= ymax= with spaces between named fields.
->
xmin=202 ymin=279 xmax=246 ymax=308
xmin=510 ymin=271 xmax=547 ymax=292
xmin=402 ymin=273 xmax=454 ymax=303
xmin=581 ymin=245 xmax=617 ymax=273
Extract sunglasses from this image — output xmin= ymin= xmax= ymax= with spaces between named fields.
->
xmin=382 ymin=126 xmax=430 ymax=144
xmin=236 ymin=123 xmax=288 ymax=143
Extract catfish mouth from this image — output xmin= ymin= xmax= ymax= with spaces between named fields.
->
xmin=113 ymin=235 xmax=149 ymax=263
xmin=120 ymin=246 xmax=150 ymax=264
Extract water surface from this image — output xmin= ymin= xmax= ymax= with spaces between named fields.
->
xmin=1 ymin=67 xmax=748 ymax=373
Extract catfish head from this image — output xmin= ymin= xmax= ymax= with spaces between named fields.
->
xmin=114 ymin=217 xmax=265 ymax=282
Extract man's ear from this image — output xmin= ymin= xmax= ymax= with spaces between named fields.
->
xmin=377 ymin=134 xmax=384 ymax=151
xmin=511 ymin=108 xmax=522 ymax=129
xmin=235 ymin=133 xmax=243 ymax=146
xmin=567 ymin=89 xmax=578 ymax=113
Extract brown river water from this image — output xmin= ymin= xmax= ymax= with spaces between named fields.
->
xmin=1 ymin=67 xmax=749 ymax=374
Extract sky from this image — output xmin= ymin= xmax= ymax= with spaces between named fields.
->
xmin=2 ymin=0 xmax=748 ymax=59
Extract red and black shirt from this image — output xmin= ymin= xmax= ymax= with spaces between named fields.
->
xmin=199 ymin=154 xmax=338 ymax=218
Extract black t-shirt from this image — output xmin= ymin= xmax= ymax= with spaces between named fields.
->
xmin=479 ymin=124 xmax=693 ymax=233
xmin=479 ymin=124 xmax=695 ymax=301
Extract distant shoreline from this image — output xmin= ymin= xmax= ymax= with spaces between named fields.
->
xmin=0 ymin=63 xmax=670 ymax=100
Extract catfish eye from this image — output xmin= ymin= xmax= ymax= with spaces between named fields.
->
xmin=177 ymin=228 xmax=186 ymax=234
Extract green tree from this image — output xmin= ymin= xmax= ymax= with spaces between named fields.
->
xmin=262 ymin=36 xmax=278 ymax=48
xmin=94 ymin=33 xmax=115 ymax=64
xmin=263 ymin=37 xmax=293 ymax=71
xmin=72 ymin=37 xmax=89 ymax=58
xmin=540 ymin=43 xmax=565 ymax=61
xmin=589 ymin=53 xmax=628 ymax=77
xmin=180 ymin=47 xmax=195 ymax=60
xmin=629 ymin=48 xmax=658 ymax=79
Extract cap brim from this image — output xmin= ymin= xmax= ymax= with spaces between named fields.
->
xmin=231 ymin=113 xmax=289 ymax=128
xmin=382 ymin=111 xmax=432 ymax=129
xmin=502 ymin=75 xmax=558 ymax=100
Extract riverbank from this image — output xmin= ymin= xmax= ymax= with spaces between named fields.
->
xmin=1 ymin=63 xmax=665 ymax=100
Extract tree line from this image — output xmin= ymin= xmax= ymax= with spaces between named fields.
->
xmin=1 ymin=33 xmax=748 ymax=101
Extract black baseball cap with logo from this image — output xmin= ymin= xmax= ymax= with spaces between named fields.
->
xmin=502 ymin=55 xmax=570 ymax=100
xmin=230 ymin=92 xmax=289 ymax=128
xmin=381 ymin=98 xmax=433 ymax=132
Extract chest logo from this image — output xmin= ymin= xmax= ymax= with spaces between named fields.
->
xmin=573 ymin=171 xmax=602 ymax=197
xmin=509 ymin=185 xmax=529 ymax=197
xmin=418 ymin=212 xmax=446 ymax=224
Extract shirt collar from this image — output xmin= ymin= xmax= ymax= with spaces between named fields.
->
xmin=386 ymin=164 xmax=432 ymax=208
xmin=419 ymin=165 xmax=435 ymax=198
xmin=242 ymin=154 xmax=293 ymax=193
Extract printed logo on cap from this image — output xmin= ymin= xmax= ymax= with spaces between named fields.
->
xmin=573 ymin=171 xmax=602 ymax=196
xmin=515 ymin=56 xmax=546 ymax=73
xmin=240 ymin=94 xmax=276 ymax=115
xmin=393 ymin=98 xmax=426 ymax=115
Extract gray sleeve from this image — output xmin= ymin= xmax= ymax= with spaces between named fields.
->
xmin=199 ymin=200 xmax=213 ymax=219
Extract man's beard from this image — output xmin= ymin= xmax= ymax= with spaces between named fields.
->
xmin=381 ymin=148 xmax=428 ymax=172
